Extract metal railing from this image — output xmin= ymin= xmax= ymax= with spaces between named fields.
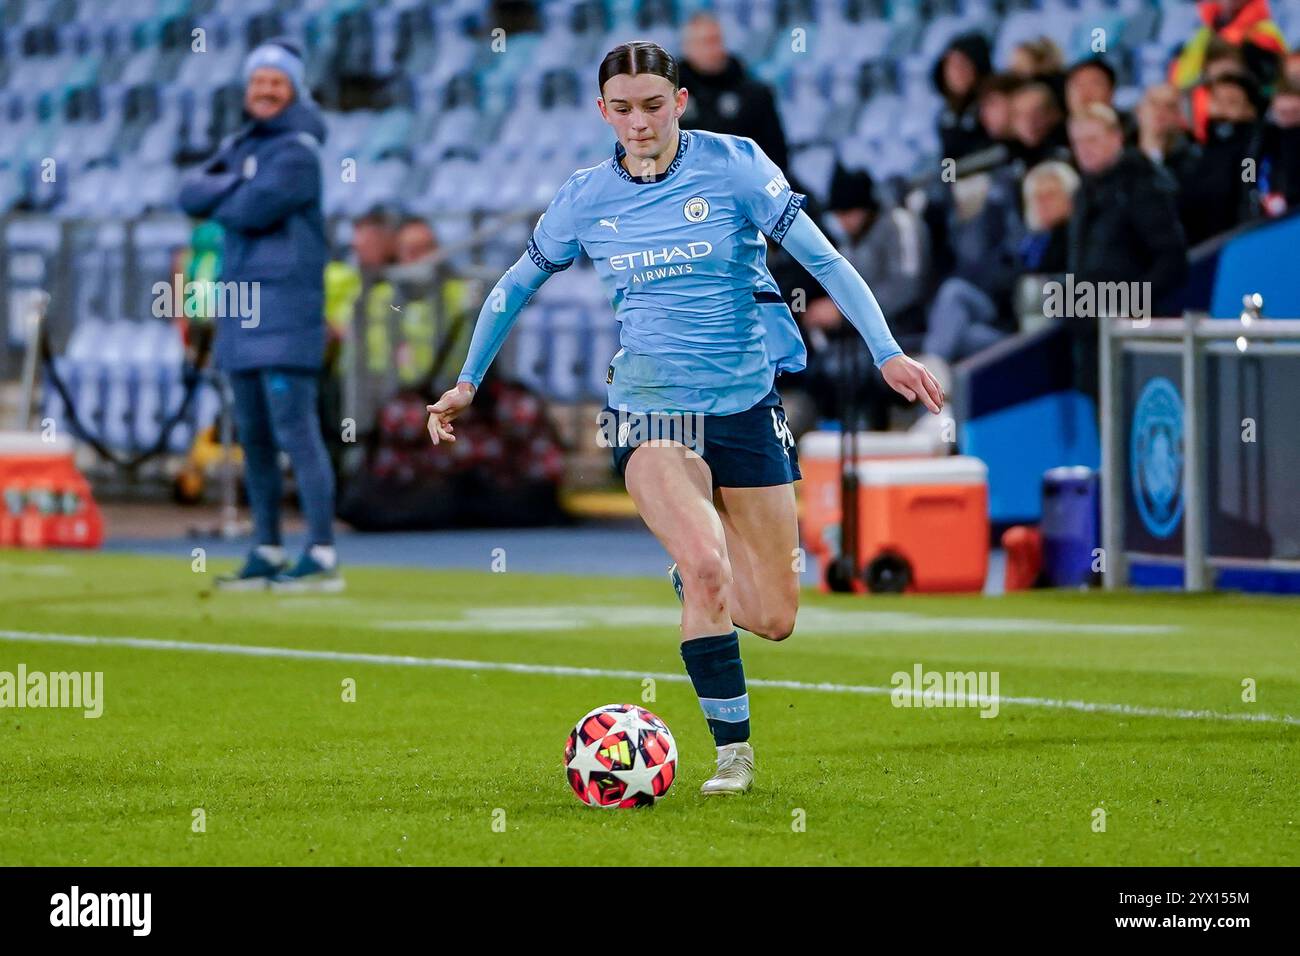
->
xmin=1099 ymin=297 xmax=1300 ymax=592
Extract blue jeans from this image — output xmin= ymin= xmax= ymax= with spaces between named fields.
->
xmin=923 ymin=277 xmax=1010 ymax=361
xmin=228 ymin=368 xmax=335 ymax=548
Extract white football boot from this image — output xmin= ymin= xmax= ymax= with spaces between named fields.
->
xmin=700 ymin=741 xmax=755 ymax=796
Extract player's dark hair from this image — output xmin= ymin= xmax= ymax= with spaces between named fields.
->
xmin=598 ymin=41 xmax=679 ymax=95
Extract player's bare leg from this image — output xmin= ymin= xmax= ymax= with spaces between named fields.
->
xmin=625 ymin=441 xmax=755 ymax=795
xmin=713 ymin=483 xmax=800 ymax=642
xmin=625 ymin=441 xmax=733 ymax=639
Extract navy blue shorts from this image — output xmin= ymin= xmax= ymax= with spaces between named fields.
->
xmin=600 ymin=387 xmax=802 ymax=489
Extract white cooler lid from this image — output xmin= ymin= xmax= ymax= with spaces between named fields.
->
xmin=0 ymin=430 xmax=75 ymax=455
xmin=854 ymin=455 xmax=987 ymax=486
xmin=798 ymin=430 xmax=948 ymax=460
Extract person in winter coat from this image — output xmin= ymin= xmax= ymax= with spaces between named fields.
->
xmin=1170 ymin=0 xmax=1288 ymax=138
xmin=179 ymin=38 xmax=341 ymax=592
xmin=933 ymin=32 xmax=994 ymax=161
xmin=1180 ymin=73 xmax=1266 ymax=244
xmin=1259 ymin=77 xmax=1300 ymax=215
xmin=799 ymin=165 xmax=934 ymax=428
xmin=1067 ymin=103 xmax=1189 ymax=312
xmin=677 ymin=12 xmax=790 ymax=171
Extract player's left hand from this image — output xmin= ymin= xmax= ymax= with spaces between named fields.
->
xmin=881 ymin=354 xmax=945 ymax=414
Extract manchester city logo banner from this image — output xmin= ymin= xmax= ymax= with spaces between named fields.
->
xmin=1130 ymin=375 xmax=1184 ymax=540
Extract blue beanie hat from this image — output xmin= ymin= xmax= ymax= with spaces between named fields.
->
xmin=243 ymin=38 xmax=307 ymax=99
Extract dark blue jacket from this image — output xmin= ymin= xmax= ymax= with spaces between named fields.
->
xmin=179 ymin=101 xmax=328 ymax=372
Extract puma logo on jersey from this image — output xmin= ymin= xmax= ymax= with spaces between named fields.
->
xmin=599 ymin=217 xmax=619 ymax=232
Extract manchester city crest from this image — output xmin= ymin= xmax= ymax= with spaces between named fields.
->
xmin=1130 ymin=376 xmax=1184 ymax=539
xmin=683 ymin=196 xmax=710 ymax=222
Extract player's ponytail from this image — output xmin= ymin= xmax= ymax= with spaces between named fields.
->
xmin=598 ymin=40 xmax=679 ymax=94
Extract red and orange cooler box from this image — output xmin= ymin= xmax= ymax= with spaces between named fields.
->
xmin=797 ymin=431 xmax=988 ymax=593
xmin=0 ymin=432 xmax=103 ymax=549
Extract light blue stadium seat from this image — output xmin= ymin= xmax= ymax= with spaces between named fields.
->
xmin=365 ymin=108 xmax=415 ymax=161
xmin=340 ymin=158 xmax=411 ymax=218
xmin=1152 ymin=1 xmax=1203 ymax=56
xmin=1136 ymin=41 xmax=1171 ymax=88
xmin=918 ymin=15 xmax=986 ymax=64
xmin=0 ymin=163 xmax=26 ymax=215
xmin=789 ymin=143 xmax=836 ymax=202
xmin=418 ymin=107 xmax=484 ymax=166
xmin=175 ymin=24 xmax=246 ymax=91
xmin=995 ymin=12 xmax=1075 ymax=69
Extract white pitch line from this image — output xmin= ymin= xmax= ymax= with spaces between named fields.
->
xmin=0 ymin=628 xmax=1296 ymax=727
xmin=376 ymin=604 xmax=1182 ymax=636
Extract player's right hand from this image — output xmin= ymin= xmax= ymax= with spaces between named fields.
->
xmin=427 ymin=382 xmax=476 ymax=445
xmin=881 ymin=354 xmax=945 ymax=415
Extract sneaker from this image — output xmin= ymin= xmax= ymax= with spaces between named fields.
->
xmin=215 ymin=549 xmax=286 ymax=591
xmin=668 ymin=562 xmax=684 ymax=604
xmin=269 ymin=552 xmax=345 ymax=593
xmin=700 ymin=741 xmax=754 ymax=796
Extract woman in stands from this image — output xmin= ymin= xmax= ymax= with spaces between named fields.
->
xmin=427 ymin=42 xmax=943 ymax=796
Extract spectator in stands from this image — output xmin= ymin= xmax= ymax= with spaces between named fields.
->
xmin=932 ymin=32 xmax=994 ymax=161
xmin=384 ymin=217 xmax=443 ymax=383
xmin=1067 ymin=103 xmax=1188 ymax=312
xmin=324 ymin=208 xmax=397 ymax=340
xmin=1169 ymin=0 xmax=1288 ymax=95
xmin=1137 ymin=83 xmax=1200 ymax=190
xmin=806 ymin=165 xmax=931 ymax=345
xmin=1019 ymin=161 xmax=1077 ymax=276
xmin=395 ymin=217 xmax=439 ymax=266
xmin=920 ymin=72 xmax=1022 ymax=280
xmin=1065 ymin=57 xmax=1116 ymax=115
xmin=1285 ymin=50 xmax=1300 ymax=86
xmin=677 ymin=12 xmax=789 ymax=171
xmin=352 ymin=208 xmax=399 ymax=276
xmin=1009 ymin=36 xmax=1067 ymax=111
xmin=977 ymin=74 xmax=1022 ymax=147
xmin=1009 ymin=36 xmax=1066 ymax=82
xmin=916 ymin=161 xmax=1079 ymax=395
xmin=1180 ymin=73 xmax=1265 ymax=244
xmin=1182 ymin=34 xmax=1285 ymax=142
xmin=1259 ymin=78 xmax=1300 ymax=215
xmin=178 ymin=38 xmax=340 ymax=591
xmin=1065 ymin=56 xmax=1135 ymax=141
xmin=1009 ymin=81 xmax=1070 ymax=167
xmin=798 ymin=165 xmax=932 ymax=429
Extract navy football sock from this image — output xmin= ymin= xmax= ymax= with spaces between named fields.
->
xmin=680 ymin=631 xmax=750 ymax=746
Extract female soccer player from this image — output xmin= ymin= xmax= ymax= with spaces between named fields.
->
xmin=428 ymin=41 xmax=944 ymax=796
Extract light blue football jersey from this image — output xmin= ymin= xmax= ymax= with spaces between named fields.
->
xmin=528 ymin=129 xmax=809 ymax=416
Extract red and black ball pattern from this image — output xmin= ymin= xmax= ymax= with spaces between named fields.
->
xmin=564 ymin=704 xmax=677 ymax=808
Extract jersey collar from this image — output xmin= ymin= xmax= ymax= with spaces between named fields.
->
xmin=611 ymin=129 xmax=692 ymax=184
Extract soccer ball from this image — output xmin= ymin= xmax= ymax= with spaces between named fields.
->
xmin=564 ymin=703 xmax=678 ymax=808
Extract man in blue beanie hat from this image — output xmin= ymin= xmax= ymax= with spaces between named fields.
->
xmin=180 ymin=38 xmax=342 ymax=591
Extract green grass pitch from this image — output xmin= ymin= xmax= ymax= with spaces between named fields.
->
xmin=0 ymin=548 xmax=1296 ymax=866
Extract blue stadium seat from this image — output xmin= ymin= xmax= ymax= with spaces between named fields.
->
xmin=1152 ymin=1 xmax=1203 ymax=57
